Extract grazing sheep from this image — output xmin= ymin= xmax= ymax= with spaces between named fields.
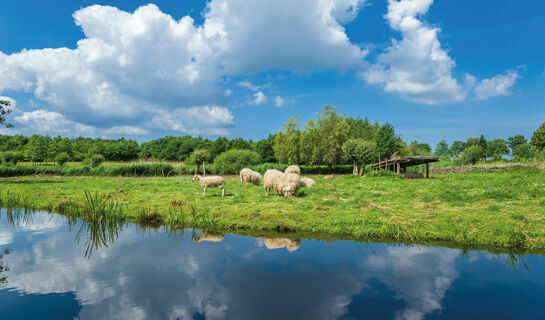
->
xmin=240 ymin=168 xmax=261 ymax=187
xmin=263 ymin=238 xmax=301 ymax=252
xmin=263 ymin=169 xmax=300 ymax=197
xmin=284 ymin=165 xmax=301 ymax=175
xmin=324 ymin=174 xmax=335 ymax=180
xmin=286 ymin=173 xmax=301 ymax=196
xmin=192 ymin=175 xmax=225 ymax=196
xmin=299 ymin=177 xmax=316 ymax=187
xmin=193 ymin=232 xmax=224 ymax=243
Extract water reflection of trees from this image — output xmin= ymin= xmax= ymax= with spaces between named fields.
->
xmin=0 ymin=248 xmax=10 ymax=284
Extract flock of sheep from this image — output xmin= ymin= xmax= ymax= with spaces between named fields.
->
xmin=191 ymin=165 xmax=315 ymax=197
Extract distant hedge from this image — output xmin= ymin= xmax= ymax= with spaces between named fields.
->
xmin=0 ymin=162 xmax=353 ymax=177
xmin=0 ymin=163 xmax=175 ymax=177
xmin=248 ymin=163 xmax=352 ymax=175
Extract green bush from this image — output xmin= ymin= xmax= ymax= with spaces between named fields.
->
xmin=453 ymin=145 xmax=484 ymax=166
xmin=214 ymin=149 xmax=262 ymax=174
xmin=55 ymin=152 xmax=71 ymax=167
xmin=83 ymin=154 xmax=105 ymax=167
xmin=0 ymin=151 xmax=24 ymax=165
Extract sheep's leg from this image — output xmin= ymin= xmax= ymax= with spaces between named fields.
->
xmin=203 ymin=186 xmax=206 ymax=197
xmin=221 ymin=185 xmax=225 ymax=197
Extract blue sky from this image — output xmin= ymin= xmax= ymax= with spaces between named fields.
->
xmin=0 ymin=0 xmax=543 ymax=148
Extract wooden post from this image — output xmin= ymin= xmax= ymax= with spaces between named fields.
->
xmin=425 ymin=163 xmax=429 ymax=179
xmin=396 ymin=163 xmax=400 ymax=174
xmin=202 ymin=161 xmax=206 ymax=176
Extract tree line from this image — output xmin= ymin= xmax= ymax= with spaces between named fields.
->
xmin=0 ymin=105 xmax=544 ymax=169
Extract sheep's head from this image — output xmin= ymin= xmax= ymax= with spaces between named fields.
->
xmin=192 ymin=175 xmax=200 ymax=181
xmin=282 ymin=183 xmax=298 ymax=197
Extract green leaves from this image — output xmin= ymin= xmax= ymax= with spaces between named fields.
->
xmin=0 ymin=99 xmax=13 ymax=128
xmin=530 ymin=122 xmax=545 ymax=150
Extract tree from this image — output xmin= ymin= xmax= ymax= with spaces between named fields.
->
xmin=342 ymin=139 xmax=377 ymax=175
xmin=434 ymin=140 xmax=450 ymax=157
xmin=460 ymin=145 xmax=484 ymax=165
xmin=486 ymin=139 xmax=509 ymax=161
xmin=55 ymin=152 xmax=70 ymax=167
xmin=299 ymin=119 xmax=320 ymax=165
xmin=25 ymin=135 xmax=48 ymax=164
xmin=230 ymin=138 xmax=251 ymax=150
xmin=374 ymin=123 xmax=398 ymax=160
xmin=346 ymin=117 xmax=375 ymax=140
xmin=342 ymin=139 xmax=363 ymax=174
xmin=252 ymin=134 xmax=276 ymax=163
xmin=507 ymin=135 xmax=527 ymax=154
xmin=408 ymin=141 xmax=432 ymax=156
xmin=0 ymin=99 xmax=13 ymax=128
xmin=512 ymin=143 xmax=532 ymax=162
xmin=210 ymin=137 xmax=229 ymax=159
xmin=274 ymin=115 xmax=301 ymax=164
xmin=47 ymin=136 xmax=61 ymax=163
xmin=83 ymin=154 xmax=105 ymax=167
xmin=314 ymin=106 xmax=349 ymax=166
xmin=187 ymin=149 xmax=210 ymax=176
xmin=449 ymin=140 xmax=464 ymax=158
xmin=0 ymin=151 xmax=24 ymax=165
xmin=530 ymin=122 xmax=545 ymax=150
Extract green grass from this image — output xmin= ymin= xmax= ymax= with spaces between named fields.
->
xmin=1 ymin=166 xmax=545 ymax=253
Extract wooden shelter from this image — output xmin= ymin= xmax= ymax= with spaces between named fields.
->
xmin=371 ymin=152 xmax=440 ymax=178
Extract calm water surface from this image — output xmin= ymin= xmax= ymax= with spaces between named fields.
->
xmin=0 ymin=209 xmax=544 ymax=320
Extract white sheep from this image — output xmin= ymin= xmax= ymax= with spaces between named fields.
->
xmin=192 ymin=175 xmax=225 ymax=196
xmin=239 ymin=168 xmax=261 ymax=187
xmin=263 ymin=169 xmax=300 ymax=197
xmin=193 ymin=232 xmax=224 ymax=243
xmin=263 ymin=238 xmax=301 ymax=252
xmin=284 ymin=165 xmax=301 ymax=175
xmin=286 ymin=173 xmax=301 ymax=196
xmin=299 ymin=177 xmax=316 ymax=187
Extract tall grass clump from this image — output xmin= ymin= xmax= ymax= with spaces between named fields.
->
xmin=61 ymin=190 xmax=128 ymax=221
xmin=0 ymin=191 xmax=36 ymax=211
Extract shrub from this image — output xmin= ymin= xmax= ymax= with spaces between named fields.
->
xmin=55 ymin=152 xmax=71 ymax=167
xmin=186 ymin=149 xmax=211 ymax=175
xmin=214 ymin=149 xmax=262 ymax=174
xmin=0 ymin=151 xmax=24 ymax=165
xmin=453 ymin=145 xmax=484 ymax=165
xmin=83 ymin=154 xmax=105 ymax=167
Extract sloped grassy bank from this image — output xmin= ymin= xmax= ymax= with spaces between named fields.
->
xmin=1 ymin=166 xmax=544 ymax=253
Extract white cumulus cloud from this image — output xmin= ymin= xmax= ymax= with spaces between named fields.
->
xmin=251 ymin=91 xmax=267 ymax=105
xmin=150 ymin=106 xmax=234 ymax=136
xmin=361 ymin=0 xmax=519 ymax=105
xmin=12 ymin=109 xmax=149 ymax=137
xmin=360 ymin=0 xmax=466 ymax=104
xmin=203 ymin=0 xmax=368 ymax=75
xmin=0 ymin=1 xmax=370 ymax=137
xmin=474 ymin=69 xmax=520 ymax=100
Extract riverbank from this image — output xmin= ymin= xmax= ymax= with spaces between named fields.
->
xmin=1 ymin=166 xmax=544 ymax=252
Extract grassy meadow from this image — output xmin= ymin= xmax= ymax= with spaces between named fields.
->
xmin=1 ymin=166 xmax=544 ymax=252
